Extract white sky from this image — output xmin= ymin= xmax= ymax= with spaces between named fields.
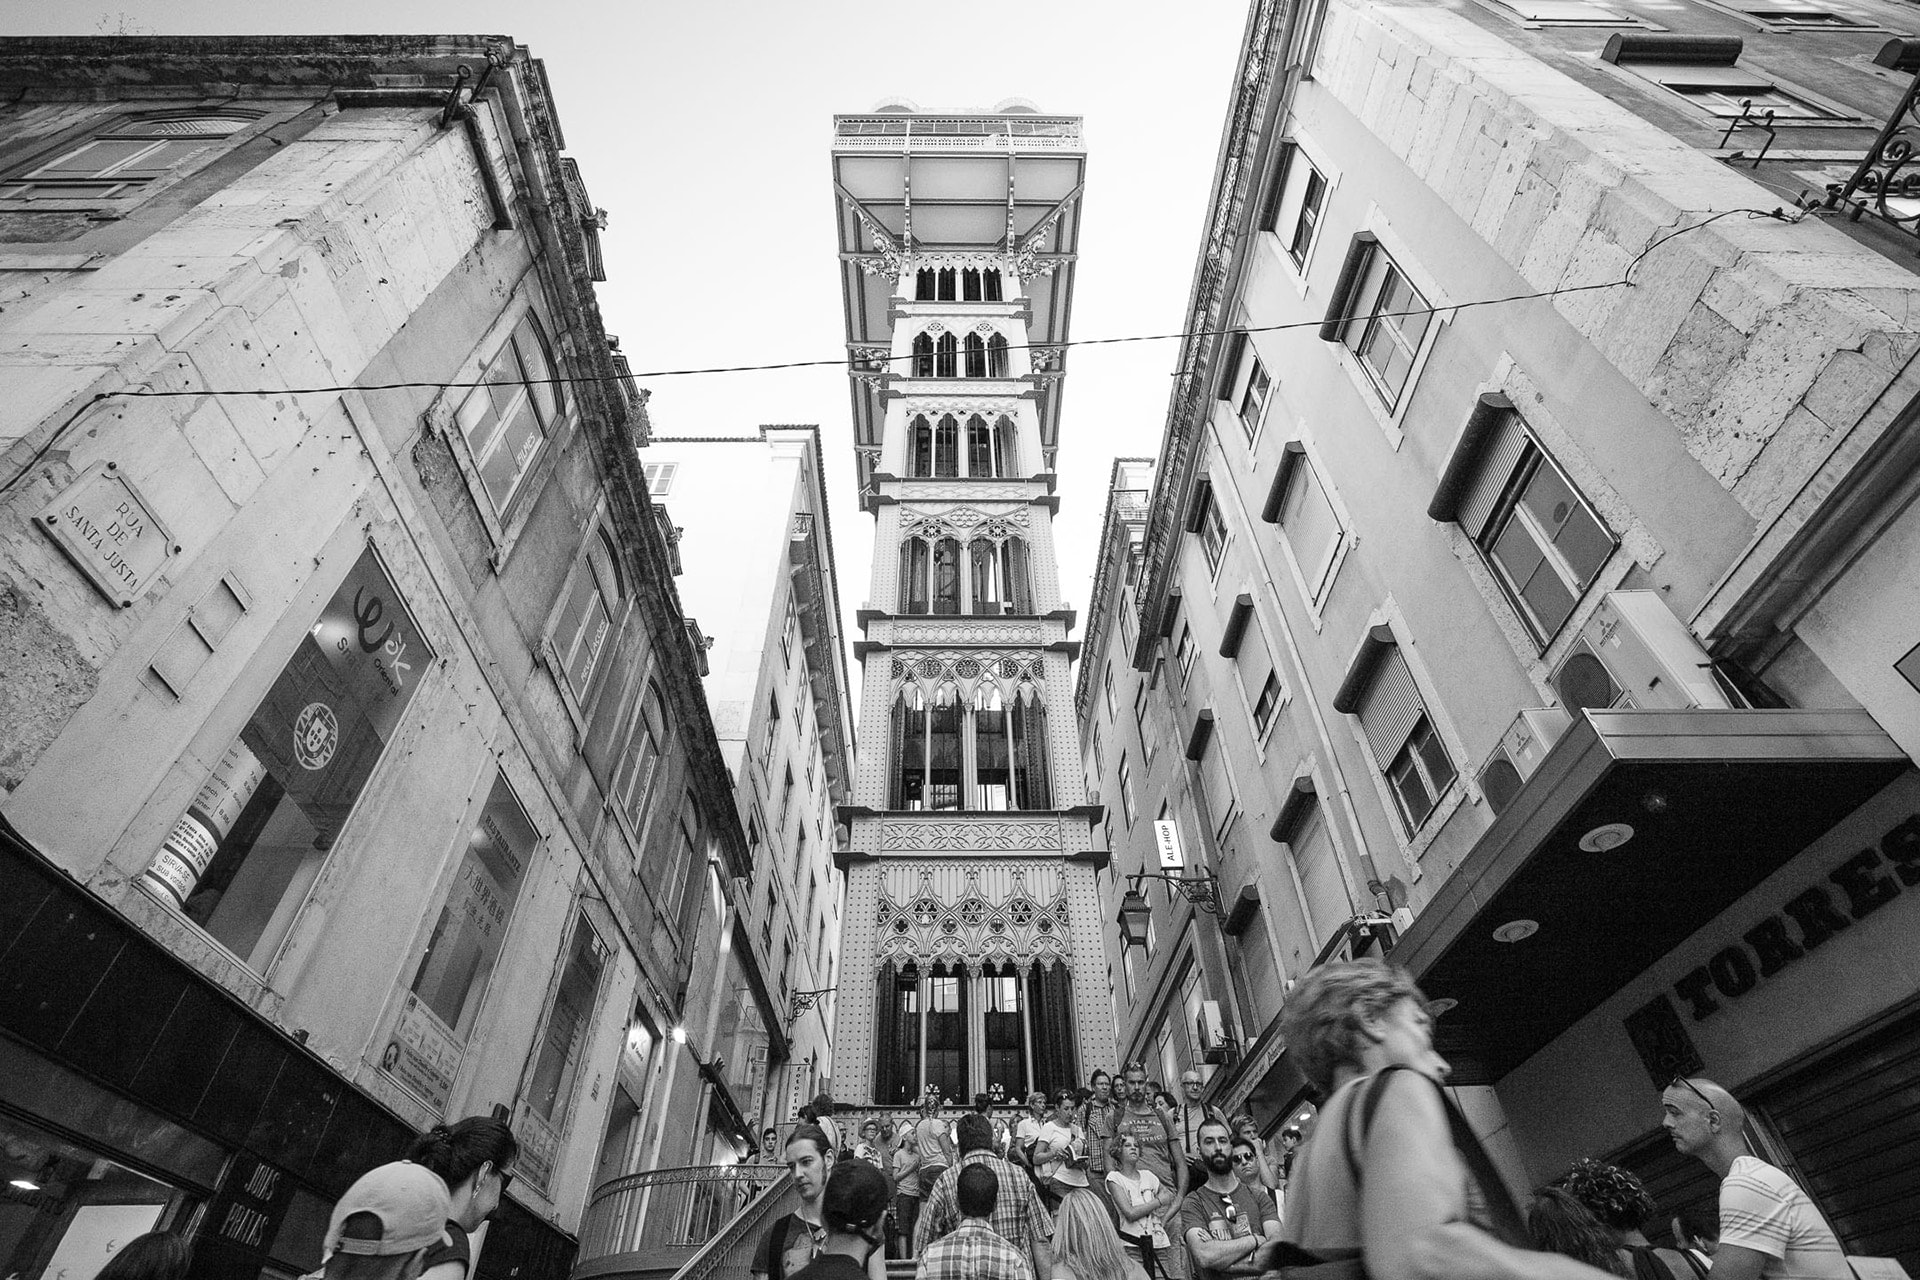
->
xmin=23 ymin=0 xmax=1247 ymax=685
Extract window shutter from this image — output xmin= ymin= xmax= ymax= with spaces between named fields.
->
xmin=1357 ymin=649 xmax=1425 ymax=762
xmin=1456 ymin=413 xmax=1529 ymax=539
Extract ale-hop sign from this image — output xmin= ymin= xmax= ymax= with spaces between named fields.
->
xmin=1155 ymin=818 xmax=1186 ymax=871
xmin=34 ymin=461 xmax=180 ymax=607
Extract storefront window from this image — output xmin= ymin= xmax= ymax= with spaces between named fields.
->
xmin=142 ymin=547 xmax=434 ymax=971
xmin=714 ymin=953 xmax=770 ymax=1121
xmin=380 ymin=772 xmax=536 ymax=1112
xmin=0 ymin=1113 xmax=191 ymax=1280
xmin=516 ymin=918 xmax=607 ymax=1192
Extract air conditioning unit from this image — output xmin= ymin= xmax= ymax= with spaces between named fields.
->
xmin=1002 ymin=601 xmax=1018 ymax=615
xmin=1551 ymin=591 xmax=1733 ymax=713
xmin=1477 ymin=706 xmax=1573 ymax=817
xmin=1196 ymin=1000 xmax=1232 ymax=1064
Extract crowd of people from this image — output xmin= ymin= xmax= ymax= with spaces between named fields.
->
xmin=759 ymin=960 xmax=1851 ymax=1280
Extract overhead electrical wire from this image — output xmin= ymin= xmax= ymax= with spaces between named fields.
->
xmin=0 ymin=206 xmax=1803 ymax=499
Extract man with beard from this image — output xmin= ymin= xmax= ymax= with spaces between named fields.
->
xmin=1175 ymin=1120 xmax=1280 ymax=1280
xmin=1113 ymin=1062 xmax=1187 ymax=1279
xmin=754 ymin=1125 xmax=887 ymax=1280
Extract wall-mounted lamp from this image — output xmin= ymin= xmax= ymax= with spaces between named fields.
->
xmin=1117 ymin=869 xmax=1222 ymax=948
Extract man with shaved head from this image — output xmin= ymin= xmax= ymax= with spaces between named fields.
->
xmin=1660 ymin=1076 xmax=1848 ymax=1279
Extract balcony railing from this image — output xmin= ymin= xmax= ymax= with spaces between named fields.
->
xmin=575 ymin=1163 xmax=790 ymax=1277
xmin=1820 ymin=63 xmax=1920 ymax=244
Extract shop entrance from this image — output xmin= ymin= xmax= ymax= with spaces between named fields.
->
xmin=1613 ymin=1001 xmax=1920 ymax=1274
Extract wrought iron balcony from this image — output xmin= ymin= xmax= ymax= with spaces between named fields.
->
xmin=1818 ymin=55 xmax=1920 ymax=244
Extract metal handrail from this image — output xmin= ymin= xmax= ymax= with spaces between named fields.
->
xmin=576 ymin=1162 xmax=789 ymax=1266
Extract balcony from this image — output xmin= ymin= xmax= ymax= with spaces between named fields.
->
xmin=574 ymin=1163 xmax=792 ymax=1280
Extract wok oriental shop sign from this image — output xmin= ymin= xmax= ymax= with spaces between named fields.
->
xmin=145 ymin=547 xmax=434 ymax=904
xmin=1670 ymin=813 xmax=1920 ymax=1021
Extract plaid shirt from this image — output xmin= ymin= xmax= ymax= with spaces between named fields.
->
xmin=914 ymin=1150 xmax=1052 ymax=1265
xmin=916 ymin=1219 xmax=1035 ymax=1280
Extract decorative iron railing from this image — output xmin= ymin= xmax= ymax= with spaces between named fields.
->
xmin=575 ymin=1163 xmax=790 ymax=1269
xmin=1821 ymin=65 xmax=1920 ymax=242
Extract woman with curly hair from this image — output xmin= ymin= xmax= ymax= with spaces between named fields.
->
xmin=1529 ymin=1187 xmax=1631 ymax=1277
xmin=1275 ymin=960 xmax=1618 ymax=1280
xmin=1561 ymin=1159 xmax=1706 ymax=1280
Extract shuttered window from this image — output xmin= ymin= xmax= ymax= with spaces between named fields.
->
xmin=1278 ymin=454 xmax=1344 ymax=602
xmin=1358 ymin=649 xmax=1424 ymax=763
xmin=1358 ymin=650 xmax=1457 ymax=833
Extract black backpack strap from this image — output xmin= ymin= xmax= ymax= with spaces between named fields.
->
xmin=1341 ymin=1066 xmax=1528 ymax=1249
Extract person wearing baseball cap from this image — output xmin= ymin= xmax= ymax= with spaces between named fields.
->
xmin=787 ymin=1160 xmax=891 ymax=1280
xmin=309 ymin=1161 xmax=452 ymax=1280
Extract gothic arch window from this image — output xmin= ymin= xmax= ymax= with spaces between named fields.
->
xmin=916 ymin=269 xmax=937 ymax=302
xmin=900 ymin=539 xmax=930 ymax=613
xmin=969 ymin=537 xmax=1003 ymax=615
xmin=933 ymin=415 xmax=960 ymax=477
xmin=935 ymin=332 xmax=958 ymax=379
xmin=962 ymin=268 xmax=983 ymax=302
xmin=931 ymin=537 xmax=962 ymax=614
xmin=937 ymin=268 xmax=958 ymax=301
xmin=994 ymin=415 xmax=1019 ymax=474
xmin=964 ymin=332 xmax=988 ymax=379
xmin=873 ymin=959 xmax=1072 ymax=1103
xmin=912 ymin=333 xmax=935 ymax=379
xmin=966 ymin=416 xmax=994 ymax=477
xmin=909 ymin=414 xmax=934 ymax=476
xmin=988 ymin=334 xmax=1011 ymax=378
xmin=889 ymin=678 xmax=1050 ymax=810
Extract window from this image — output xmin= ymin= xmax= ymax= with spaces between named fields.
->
xmin=1 ymin=113 xmax=255 ymax=200
xmin=1176 ymin=625 xmax=1197 ymax=684
xmin=890 ymin=685 xmax=1050 ymax=810
xmin=1134 ymin=682 xmax=1159 ymax=768
xmin=1258 ymin=145 xmax=1329 ymax=269
xmin=1117 ymin=752 xmax=1137 ymax=824
xmin=643 ymin=462 xmax=677 ymax=496
xmin=782 ymin=765 xmax=797 ymax=823
xmin=1483 ymin=0 xmax=1633 ymax=23
xmin=1740 ymin=3 xmax=1863 ymax=24
xmin=455 ymin=311 xmax=566 ymax=515
xmin=519 ymin=919 xmax=607 ymax=1191
xmin=1252 ymin=672 xmax=1284 ymax=735
xmin=781 ymin=596 xmax=799 ymax=666
xmin=901 ymin=535 xmax=1029 ymax=614
xmin=1274 ymin=449 xmax=1345 ymax=604
xmin=141 ymin=548 xmax=435 ymax=972
xmin=1663 ymin=80 xmax=1836 ymax=118
xmin=1343 ymin=250 xmax=1433 ymax=409
xmin=1198 ymin=491 xmax=1230 ymax=575
xmin=1197 ymin=731 xmax=1238 ymax=840
xmin=1103 ymin=667 xmax=1118 ymax=722
xmin=764 ymin=692 xmax=782 ymax=770
xmin=552 ymin=531 xmax=623 ymax=699
xmin=1440 ymin=403 xmax=1616 ymax=642
xmin=1356 ymin=651 xmax=1456 ymax=833
xmin=1603 ymin=40 xmax=1847 ymax=120
xmin=1219 ymin=334 xmax=1271 ymax=443
xmin=1088 ymin=721 xmax=1105 ymax=778
xmin=615 ymin=680 xmax=670 ymax=826
xmin=391 ymin=772 xmax=535 ymax=1106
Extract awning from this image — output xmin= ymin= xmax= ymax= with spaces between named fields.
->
xmin=1393 ymin=709 xmax=1910 ymax=1084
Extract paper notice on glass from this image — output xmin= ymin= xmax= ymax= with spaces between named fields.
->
xmin=380 ymin=993 xmax=463 ymax=1113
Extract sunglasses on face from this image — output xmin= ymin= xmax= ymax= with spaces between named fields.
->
xmin=1230 ymin=1152 xmax=1256 ymax=1163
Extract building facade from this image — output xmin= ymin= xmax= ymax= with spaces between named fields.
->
xmin=828 ymin=103 xmax=1114 ymax=1108
xmin=635 ymin=427 xmax=857 ymax=1124
xmin=0 ymin=36 xmax=769 ymax=1280
xmin=1096 ymin=0 xmax=1920 ymax=1265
